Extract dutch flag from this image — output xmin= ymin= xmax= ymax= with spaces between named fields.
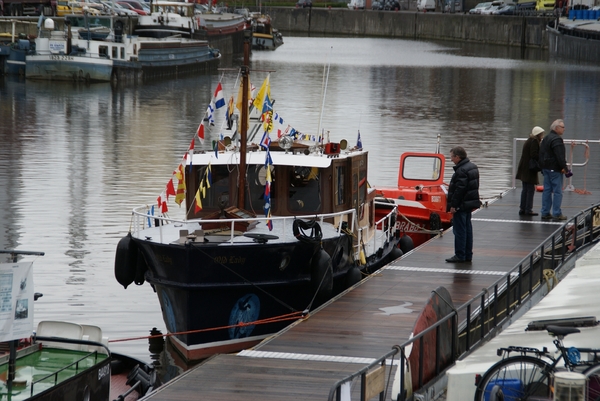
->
xmin=214 ymin=82 xmax=225 ymax=109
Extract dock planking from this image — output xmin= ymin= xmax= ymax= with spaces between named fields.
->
xmin=142 ymin=182 xmax=599 ymax=400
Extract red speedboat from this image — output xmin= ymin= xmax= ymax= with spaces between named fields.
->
xmin=374 ymin=147 xmax=452 ymax=251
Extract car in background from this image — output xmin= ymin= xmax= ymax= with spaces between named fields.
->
xmin=493 ymin=3 xmax=516 ymax=14
xmin=372 ymin=0 xmax=384 ymax=9
xmin=480 ymin=0 xmax=503 ymax=14
xmin=469 ymin=1 xmax=491 ymax=13
xmin=118 ymin=0 xmax=148 ymax=13
xmin=117 ymin=1 xmax=147 ymax=14
xmin=384 ymin=0 xmax=400 ymax=9
xmin=296 ymin=0 xmax=312 ymax=7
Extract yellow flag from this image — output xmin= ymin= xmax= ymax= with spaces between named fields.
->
xmin=174 ymin=163 xmax=186 ymax=206
xmin=252 ymin=74 xmax=270 ymax=111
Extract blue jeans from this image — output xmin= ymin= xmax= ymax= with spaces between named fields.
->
xmin=540 ymin=169 xmax=563 ymax=217
xmin=453 ymin=210 xmax=473 ymax=261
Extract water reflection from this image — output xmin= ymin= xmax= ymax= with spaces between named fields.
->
xmin=1 ymin=36 xmax=600 ymax=369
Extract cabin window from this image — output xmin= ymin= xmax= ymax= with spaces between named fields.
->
xmin=402 ymin=155 xmax=443 ymax=181
xmin=245 ymin=165 xmax=276 ymax=215
xmin=288 ymin=166 xmax=321 ymax=213
xmin=120 ymin=47 xmax=125 ymax=60
xmin=99 ymin=46 xmax=108 ymax=58
xmin=112 ymin=46 xmax=118 ymax=59
xmin=335 ymin=166 xmax=345 ymax=206
xmin=196 ymin=165 xmax=229 ymax=211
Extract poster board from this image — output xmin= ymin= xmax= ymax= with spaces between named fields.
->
xmin=0 ymin=261 xmax=34 ymax=342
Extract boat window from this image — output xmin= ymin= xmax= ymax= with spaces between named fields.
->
xmin=402 ymin=155 xmax=443 ymax=181
xmin=99 ymin=46 xmax=108 ymax=58
xmin=112 ymin=46 xmax=118 ymax=59
xmin=196 ymin=165 xmax=229 ymax=210
xmin=120 ymin=47 xmax=125 ymax=60
xmin=288 ymin=166 xmax=321 ymax=213
xmin=335 ymin=166 xmax=345 ymax=205
xmin=245 ymin=165 xmax=276 ymax=215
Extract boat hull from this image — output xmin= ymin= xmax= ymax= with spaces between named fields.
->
xmin=131 ymin=231 xmax=398 ymax=361
xmin=252 ymin=33 xmax=283 ymax=51
xmin=26 ymin=53 xmax=113 ymax=82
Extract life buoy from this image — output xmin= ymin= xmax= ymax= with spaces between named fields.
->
xmin=114 ymin=234 xmax=138 ymax=289
xmin=293 ymin=219 xmax=323 ymax=244
xmin=310 ymin=249 xmax=332 ymax=302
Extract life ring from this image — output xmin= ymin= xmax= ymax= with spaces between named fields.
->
xmin=114 ymin=234 xmax=138 ymax=289
xmin=310 ymin=249 xmax=332 ymax=302
xmin=293 ymin=219 xmax=323 ymax=244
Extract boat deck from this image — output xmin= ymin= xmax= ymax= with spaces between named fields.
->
xmin=141 ymin=180 xmax=599 ymax=400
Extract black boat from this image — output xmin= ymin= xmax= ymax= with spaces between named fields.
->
xmin=114 ymin=34 xmax=402 ymax=362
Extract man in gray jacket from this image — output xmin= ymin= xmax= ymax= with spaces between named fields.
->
xmin=446 ymin=147 xmax=481 ymax=263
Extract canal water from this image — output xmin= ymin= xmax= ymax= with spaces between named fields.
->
xmin=1 ymin=36 xmax=600 ymax=380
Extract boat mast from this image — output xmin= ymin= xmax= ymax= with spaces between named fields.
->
xmin=238 ymin=30 xmax=251 ymax=210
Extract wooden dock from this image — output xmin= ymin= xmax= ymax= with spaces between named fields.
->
xmin=141 ymin=177 xmax=600 ymax=400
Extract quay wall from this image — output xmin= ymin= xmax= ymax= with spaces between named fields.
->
xmin=0 ymin=11 xmax=552 ymax=49
xmin=267 ymin=8 xmax=553 ymax=48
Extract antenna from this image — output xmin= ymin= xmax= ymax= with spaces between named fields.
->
xmin=317 ymin=46 xmax=332 ymax=141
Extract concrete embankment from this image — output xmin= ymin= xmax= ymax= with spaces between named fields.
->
xmin=267 ymin=8 xmax=553 ymax=49
xmin=1 ymin=11 xmax=553 ymax=49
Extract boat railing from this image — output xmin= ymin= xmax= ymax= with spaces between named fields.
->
xmin=327 ymin=201 xmax=600 ymax=401
xmin=131 ymin=204 xmax=398 ymax=258
xmin=29 ymin=347 xmax=104 ymax=396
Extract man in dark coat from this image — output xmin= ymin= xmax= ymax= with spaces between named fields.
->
xmin=538 ymin=119 xmax=568 ymax=221
xmin=446 ymin=147 xmax=480 ymax=263
xmin=516 ymin=126 xmax=544 ymax=216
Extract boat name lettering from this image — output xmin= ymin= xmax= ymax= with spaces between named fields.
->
xmin=396 ymin=221 xmax=424 ymax=232
xmin=213 ymin=256 xmax=246 ymax=264
xmin=50 ymin=55 xmax=74 ymax=61
xmin=431 ymin=195 xmax=441 ymax=203
xmin=98 ymin=364 xmax=110 ymax=380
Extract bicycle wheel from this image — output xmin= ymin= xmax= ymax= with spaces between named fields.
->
xmin=583 ymin=364 xmax=600 ymax=401
xmin=474 ymin=355 xmax=554 ymax=401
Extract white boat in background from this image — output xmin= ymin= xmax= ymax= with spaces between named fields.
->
xmin=26 ymin=14 xmax=220 ymax=82
xmin=133 ymin=1 xmax=247 ymax=55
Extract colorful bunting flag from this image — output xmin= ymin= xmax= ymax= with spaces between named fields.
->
xmin=253 ymin=75 xmax=270 ymax=111
xmin=226 ymin=96 xmax=234 ymax=130
xmin=263 ymin=150 xmax=273 ymax=231
xmin=206 ymin=101 xmax=215 ymax=126
xmin=174 ymin=163 xmax=186 ymax=206
xmin=357 ymin=130 xmax=363 ymax=149
xmin=197 ymin=122 xmax=205 ymax=144
xmin=214 ymin=82 xmax=225 ymax=109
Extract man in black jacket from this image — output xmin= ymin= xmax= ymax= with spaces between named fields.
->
xmin=538 ymin=119 xmax=568 ymax=221
xmin=446 ymin=147 xmax=480 ymax=263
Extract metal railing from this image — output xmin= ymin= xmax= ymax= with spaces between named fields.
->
xmin=328 ymin=202 xmax=600 ymax=401
xmin=131 ymin=203 xmax=399 ymax=261
xmin=511 ymin=137 xmax=599 ymax=189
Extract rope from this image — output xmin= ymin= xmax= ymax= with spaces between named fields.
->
xmin=543 ymin=269 xmax=558 ymax=292
xmin=108 ymin=311 xmax=306 ymax=344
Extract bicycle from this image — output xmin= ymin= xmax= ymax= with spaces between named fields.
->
xmin=473 ymin=325 xmax=600 ymax=401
